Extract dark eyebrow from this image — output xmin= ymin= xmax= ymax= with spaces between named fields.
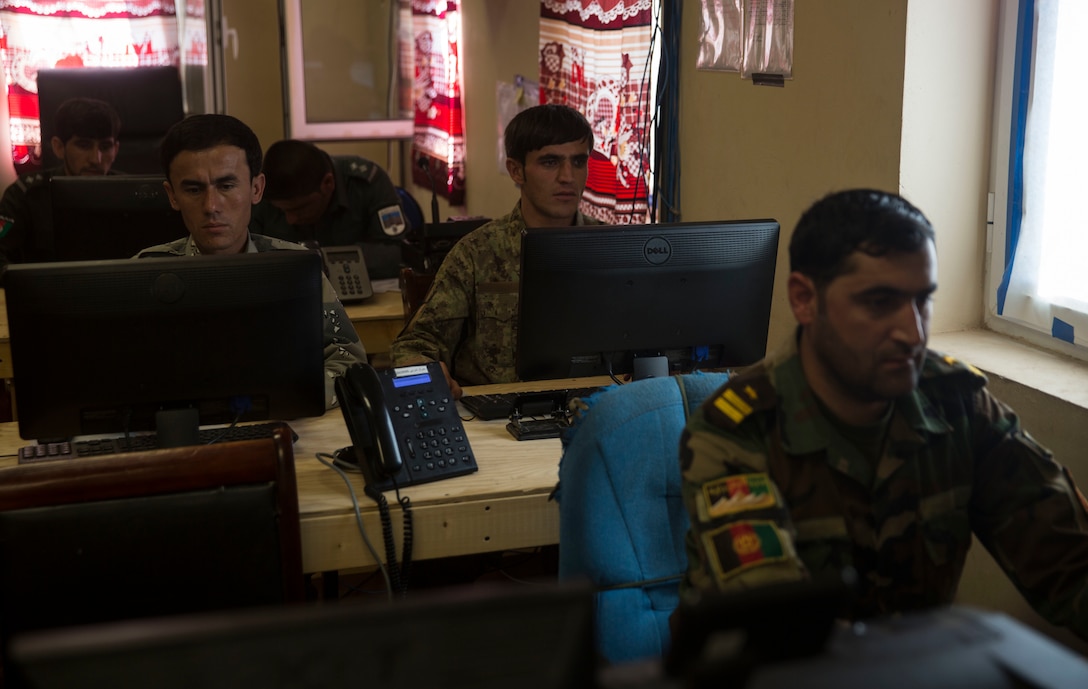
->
xmin=537 ymin=153 xmax=588 ymax=163
xmin=855 ymin=284 xmax=937 ymax=300
xmin=180 ymin=174 xmax=241 ymax=188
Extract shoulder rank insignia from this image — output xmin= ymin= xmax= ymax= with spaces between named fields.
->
xmin=701 ymin=473 xmax=778 ymax=519
xmin=707 ymin=374 xmax=776 ymax=429
xmin=923 ymin=352 xmax=987 ymax=390
xmin=702 ymin=519 xmax=788 ymax=582
xmin=940 ymin=354 xmax=984 ymax=378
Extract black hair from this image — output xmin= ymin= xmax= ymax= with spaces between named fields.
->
xmin=261 ymin=139 xmax=332 ymax=200
xmin=504 ymin=104 xmax=593 ymax=164
xmin=160 ymin=114 xmax=263 ymax=181
xmin=53 ymin=97 xmax=121 ymax=142
xmin=790 ymin=189 xmax=935 ymax=288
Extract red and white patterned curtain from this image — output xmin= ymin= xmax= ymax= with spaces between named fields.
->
xmin=0 ymin=0 xmax=186 ymax=173
xmin=410 ymin=0 xmax=465 ymax=206
xmin=539 ymin=0 xmax=654 ymax=224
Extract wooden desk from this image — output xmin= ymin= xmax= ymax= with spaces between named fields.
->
xmin=0 ymin=377 xmax=611 ymax=575
xmin=344 ymin=290 xmax=405 ymax=360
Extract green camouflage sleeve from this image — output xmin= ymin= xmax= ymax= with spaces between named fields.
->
xmin=321 ymin=274 xmax=367 ymax=409
xmin=389 ymin=240 xmax=475 ymax=370
xmin=679 ymin=376 xmax=808 ymax=595
xmin=967 ymin=387 xmax=1088 ymax=639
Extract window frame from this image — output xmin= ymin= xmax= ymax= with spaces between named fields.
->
xmin=985 ymin=0 xmax=1088 ymax=363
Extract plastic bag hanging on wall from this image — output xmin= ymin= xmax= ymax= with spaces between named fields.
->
xmin=741 ymin=0 xmax=794 ymax=79
xmin=697 ymin=0 xmax=743 ymax=72
xmin=496 ymin=75 xmax=540 ymax=174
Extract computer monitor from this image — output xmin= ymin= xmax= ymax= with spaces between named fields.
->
xmin=516 ymin=219 xmax=780 ymax=381
xmin=3 ymin=252 xmax=327 ymax=441
xmin=7 ymin=583 xmax=597 ymax=689
xmin=48 ymin=174 xmax=189 ymax=262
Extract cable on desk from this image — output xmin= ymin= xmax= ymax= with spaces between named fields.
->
xmin=316 ymin=452 xmax=394 ymax=602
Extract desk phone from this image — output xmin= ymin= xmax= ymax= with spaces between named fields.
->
xmin=321 ymin=246 xmax=374 ymax=302
xmin=335 ymin=362 xmax=478 ymax=491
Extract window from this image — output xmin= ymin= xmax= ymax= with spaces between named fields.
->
xmin=987 ymin=0 xmax=1088 ymax=357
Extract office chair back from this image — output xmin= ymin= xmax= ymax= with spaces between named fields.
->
xmin=554 ymin=372 xmax=731 ymax=664
xmin=0 ymin=427 xmax=303 ymax=650
xmin=36 ymin=66 xmax=185 ymax=174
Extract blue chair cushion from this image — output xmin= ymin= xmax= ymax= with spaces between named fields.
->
xmin=554 ymin=371 xmax=730 ymax=663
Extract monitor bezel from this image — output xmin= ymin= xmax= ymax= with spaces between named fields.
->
xmin=48 ymin=174 xmax=190 ymax=262
xmin=516 ymin=219 xmax=781 ymax=381
xmin=4 ymin=251 xmax=327 ymax=440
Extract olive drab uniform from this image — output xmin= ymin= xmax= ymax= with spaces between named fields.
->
xmin=250 ymin=154 xmax=405 ymax=280
xmin=134 ymin=234 xmax=367 ymax=409
xmin=390 ymin=202 xmax=600 ymax=387
xmin=680 ymin=333 xmax=1088 ymax=639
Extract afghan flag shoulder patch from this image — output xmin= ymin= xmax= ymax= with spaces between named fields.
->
xmin=702 ymin=519 xmax=788 ymax=582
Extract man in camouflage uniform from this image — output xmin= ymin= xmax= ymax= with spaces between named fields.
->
xmin=680 ymin=189 xmax=1088 ymax=639
xmin=0 ymin=97 xmax=122 ymax=270
xmin=390 ymin=104 xmax=600 ymax=396
xmin=250 ymin=139 xmax=406 ymax=280
xmin=135 ymin=114 xmax=366 ymax=409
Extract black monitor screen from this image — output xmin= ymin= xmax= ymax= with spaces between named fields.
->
xmin=8 ymin=583 xmax=596 ymax=689
xmin=49 ymin=175 xmax=189 ymax=262
xmin=516 ymin=219 xmax=780 ymax=381
xmin=4 ymin=252 xmax=327 ymax=440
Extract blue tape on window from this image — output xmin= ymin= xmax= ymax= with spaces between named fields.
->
xmin=1052 ymin=318 xmax=1074 ymax=344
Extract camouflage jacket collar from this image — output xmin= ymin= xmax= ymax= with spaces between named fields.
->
xmin=510 ymin=201 xmax=598 ymax=228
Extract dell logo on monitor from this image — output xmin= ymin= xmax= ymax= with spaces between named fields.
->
xmin=644 ymin=237 xmax=672 ymax=265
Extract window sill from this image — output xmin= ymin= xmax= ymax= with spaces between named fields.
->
xmin=930 ymin=329 xmax=1088 ymax=412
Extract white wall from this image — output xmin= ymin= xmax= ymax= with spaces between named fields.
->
xmin=902 ymin=0 xmax=997 ymax=334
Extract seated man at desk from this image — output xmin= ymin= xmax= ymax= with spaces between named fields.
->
xmin=135 ymin=114 xmax=367 ymax=408
xmin=390 ymin=104 xmax=600 ymax=397
xmin=678 ymin=188 xmax=1088 ymax=640
xmin=0 ymin=97 xmax=122 ymax=270
xmin=250 ymin=139 xmax=406 ymax=281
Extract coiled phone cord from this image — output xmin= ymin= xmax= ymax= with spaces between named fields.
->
xmin=366 ymin=484 xmax=413 ymax=598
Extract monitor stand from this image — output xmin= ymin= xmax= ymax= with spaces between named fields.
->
xmin=154 ymin=408 xmax=200 ymax=448
xmin=632 ymin=355 xmax=669 ymax=380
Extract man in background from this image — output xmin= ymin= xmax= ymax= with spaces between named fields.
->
xmin=251 ymin=139 xmax=406 ymax=280
xmin=390 ymin=103 xmax=599 ymax=397
xmin=0 ymin=97 xmax=121 ymax=269
xmin=135 ymin=114 xmax=366 ymax=409
xmin=678 ymin=188 xmax=1088 ymax=640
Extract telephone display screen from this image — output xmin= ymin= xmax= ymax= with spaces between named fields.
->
xmin=392 ymin=373 xmax=431 ymax=388
xmin=325 ymin=250 xmax=360 ymax=264
xmin=391 ymin=365 xmax=432 ymax=389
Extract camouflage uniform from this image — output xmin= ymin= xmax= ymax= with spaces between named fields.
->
xmin=0 ymin=166 xmax=122 ymax=270
xmin=390 ymin=202 xmax=600 ymax=386
xmin=134 ymin=234 xmax=368 ymax=409
xmin=250 ymin=153 xmax=405 ymax=280
xmin=680 ymin=332 xmax=1088 ymax=639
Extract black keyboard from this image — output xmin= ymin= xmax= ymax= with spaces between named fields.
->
xmin=460 ymin=386 xmax=606 ymax=421
xmin=17 ymin=422 xmax=297 ymax=464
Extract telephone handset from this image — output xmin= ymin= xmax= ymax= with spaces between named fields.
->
xmin=321 ymin=245 xmax=374 ymax=302
xmin=334 ymin=362 xmax=478 ymax=491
